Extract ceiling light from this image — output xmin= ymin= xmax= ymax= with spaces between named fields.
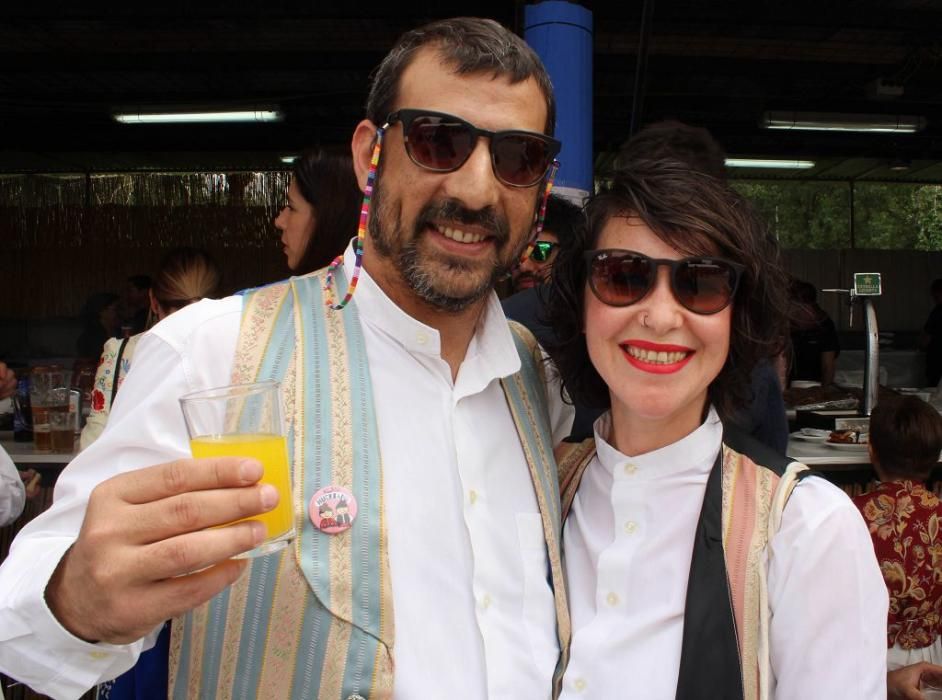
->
xmin=280 ymin=155 xmax=299 ymax=164
xmin=762 ymin=111 xmax=926 ymax=133
xmin=725 ymin=158 xmax=815 ymax=170
xmin=113 ymin=110 xmax=282 ymax=124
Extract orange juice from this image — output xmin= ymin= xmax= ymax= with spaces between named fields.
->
xmin=189 ymin=433 xmax=294 ymax=539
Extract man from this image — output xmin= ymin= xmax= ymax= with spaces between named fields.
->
xmin=922 ymin=277 xmax=942 ymax=386
xmin=0 ymin=18 xmax=573 ymax=699
xmin=509 ymin=194 xmax=580 ymax=294
xmin=125 ymin=274 xmax=152 ymax=335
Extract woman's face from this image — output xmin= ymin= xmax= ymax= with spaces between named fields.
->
xmin=274 ymin=179 xmax=317 ymax=271
xmin=584 ymin=215 xmax=732 ymax=446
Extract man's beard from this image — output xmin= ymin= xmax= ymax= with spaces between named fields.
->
xmin=368 ymin=175 xmax=524 ymax=312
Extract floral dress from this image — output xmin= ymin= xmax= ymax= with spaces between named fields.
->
xmin=853 ymin=479 xmax=942 ymax=667
xmin=79 ymin=334 xmax=141 ymax=451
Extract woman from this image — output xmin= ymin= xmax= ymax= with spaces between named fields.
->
xmin=80 ymin=247 xmax=220 ymax=450
xmin=854 ymin=396 xmax=942 ymax=671
xmin=274 ymin=147 xmax=361 ymax=274
xmin=547 ymin=160 xmax=887 ymax=698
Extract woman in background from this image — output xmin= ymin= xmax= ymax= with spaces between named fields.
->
xmin=80 ymin=247 xmax=220 ymax=450
xmin=854 ymin=396 xmax=942 ymax=671
xmin=274 ymin=146 xmax=361 ymax=274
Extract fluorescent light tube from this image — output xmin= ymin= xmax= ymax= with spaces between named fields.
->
xmin=762 ymin=111 xmax=925 ymax=133
xmin=114 ymin=110 xmax=282 ymax=124
xmin=725 ymin=158 xmax=815 ymax=169
xmin=280 ymin=155 xmax=299 ymax=164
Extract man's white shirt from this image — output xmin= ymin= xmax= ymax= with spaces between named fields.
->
xmin=0 ymin=246 xmax=573 ymax=700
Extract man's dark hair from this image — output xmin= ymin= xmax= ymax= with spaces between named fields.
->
xmin=546 ymin=159 xmax=790 ymax=419
xmin=291 ymin=146 xmax=362 ymax=274
xmin=931 ymin=278 xmax=942 ymax=296
xmin=615 ymin=120 xmax=727 ymax=180
xmin=365 ymin=17 xmax=556 ymax=135
xmin=127 ymin=274 xmax=152 ymax=291
xmin=543 ymin=194 xmax=583 ymax=246
xmin=870 ymin=396 xmax=942 ymax=481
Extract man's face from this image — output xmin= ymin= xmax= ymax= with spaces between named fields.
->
xmin=511 ymin=231 xmax=559 ymax=292
xmin=360 ymin=47 xmax=548 ymax=313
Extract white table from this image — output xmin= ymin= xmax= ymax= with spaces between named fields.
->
xmin=1 ymin=438 xmax=76 ymax=466
xmin=786 ymin=438 xmax=873 ymax=467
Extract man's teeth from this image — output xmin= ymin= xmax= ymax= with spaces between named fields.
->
xmin=625 ymin=346 xmax=688 ymax=364
xmin=441 ymin=226 xmax=485 ymax=244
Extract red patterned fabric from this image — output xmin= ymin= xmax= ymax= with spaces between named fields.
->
xmin=853 ymin=480 xmax=942 ymax=649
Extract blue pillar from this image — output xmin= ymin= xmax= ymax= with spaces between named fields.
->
xmin=524 ymin=1 xmax=593 ymax=202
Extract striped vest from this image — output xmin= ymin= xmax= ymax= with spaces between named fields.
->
xmin=557 ymin=427 xmax=809 ymax=700
xmin=169 ymin=268 xmax=571 ymax=699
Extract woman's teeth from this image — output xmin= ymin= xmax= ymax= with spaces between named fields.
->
xmin=441 ymin=226 xmax=485 ymax=244
xmin=626 ymin=346 xmax=688 ymax=364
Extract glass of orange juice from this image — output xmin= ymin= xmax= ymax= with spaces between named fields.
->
xmin=179 ymin=381 xmax=294 ymax=558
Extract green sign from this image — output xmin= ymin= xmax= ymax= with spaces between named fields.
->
xmin=853 ymin=272 xmax=882 ymax=296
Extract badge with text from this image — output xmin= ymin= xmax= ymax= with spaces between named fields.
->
xmin=309 ymin=485 xmax=357 ymax=534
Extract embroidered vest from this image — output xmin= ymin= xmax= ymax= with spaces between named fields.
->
xmin=557 ymin=426 xmax=809 ymax=700
xmin=169 ymin=269 xmax=571 ymax=699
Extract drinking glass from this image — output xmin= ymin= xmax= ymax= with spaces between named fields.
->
xmin=179 ymin=381 xmax=295 ymax=558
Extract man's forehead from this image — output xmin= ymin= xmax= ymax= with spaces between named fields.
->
xmin=392 ymin=47 xmax=547 ymax=130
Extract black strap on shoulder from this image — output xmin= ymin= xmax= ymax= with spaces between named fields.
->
xmin=675 ymin=449 xmax=744 ymax=700
xmin=109 ymin=336 xmax=130 ymax=408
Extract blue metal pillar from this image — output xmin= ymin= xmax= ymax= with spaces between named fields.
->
xmin=524 ymin=1 xmax=593 ymax=202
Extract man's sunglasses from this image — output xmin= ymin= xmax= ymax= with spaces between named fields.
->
xmin=584 ymin=249 xmax=745 ymax=315
xmin=386 ymin=109 xmax=561 ymax=188
xmin=528 ymin=240 xmax=559 ymax=263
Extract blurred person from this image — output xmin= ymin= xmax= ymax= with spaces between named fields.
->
xmin=922 ymin=278 xmax=942 ymax=387
xmin=548 ymin=160 xmax=886 ymax=697
xmin=0 ymin=17 xmax=573 ymax=699
xmin=854 ymin=396 xmax=942 ymax=671
xmin=274 ymin=147 xmax=361 ymax=274
xmin=0 ymin=446 xmax=26 ymax=527
xmin=0 ymin=361 xmax=14 ymax=400
xmin=80 ymin=248 xmax=221 ymax=450
xmin=789 ymin=278 xmax=840 ymax=385
xmin=75 ymin=292 xmax=121 ymax=361
xmin=509 ymin=193 xmax=581 ymax=293
xmin=124 ymin=274 xmax=153 ymax=335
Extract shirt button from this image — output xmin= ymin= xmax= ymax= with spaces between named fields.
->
xmin=573 ymin=678 xmax=587 ymax=692
xmin=469 ymin=489 xmax=478 ymax=505
xmin=482 ymin=593 xmax=492 ymax=609
xmin=606 ymin=591 xmax=620 ymax=607
xmin=624 ymin=521 xmax=638 ymax=535
xmin=624 ymin=463 xmax=638 ymax=475
xmin=89 ymin=651 xmax=110 ymax=660
xmin=416 ymin=332 xmax=428 ymax=345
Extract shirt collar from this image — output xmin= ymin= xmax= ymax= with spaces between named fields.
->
xmin=341 ymin=243 xmax=521 ymax=382
xmin=593 ymin=407 xmax=723 ymax=479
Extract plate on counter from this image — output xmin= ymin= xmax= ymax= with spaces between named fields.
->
xmin=824 ymin=440 xmax=870 ymax=452
xmin=790 ymin=429 xmax=830 ymax=442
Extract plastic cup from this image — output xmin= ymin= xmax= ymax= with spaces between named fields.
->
xmin=179 ymin=381 xmax=295 ymax=558
xmin=49 ymin=392 xmax=77 ymax=453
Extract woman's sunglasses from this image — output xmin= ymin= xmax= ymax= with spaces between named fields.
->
xmin=528 ymin=240 xmax=559 ymax=263
xmin=386 ymin=109 xmax=561 ymax=188
xmin=584 ymin=249 xmax=744 ymax=315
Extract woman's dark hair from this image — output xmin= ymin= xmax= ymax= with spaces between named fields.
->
xmin=869 ymin=396 xmax=942 ymax=481
xmin=291 ymin=147 xmax=362 ymax=274
xmin=546 ymin=158 xmax=791 ymax=420
xmin=365 ymin=17 xmax=556 ymax=136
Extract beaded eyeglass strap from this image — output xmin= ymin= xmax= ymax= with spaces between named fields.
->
xmin=323 ymin=125 xmax=386 ymax=310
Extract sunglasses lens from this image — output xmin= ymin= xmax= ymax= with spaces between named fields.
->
xmin=406 ymin=116 xmax=475 ymax=171
xmin=589 ymin=253 xmax=653 ymax=306
xmin=493 ymin=133 xmax=553 ymax=186
xmin=530 ymin=241 xmax=554 ymax=262
xmin=674 ymin=260 xmax=737 ymax=313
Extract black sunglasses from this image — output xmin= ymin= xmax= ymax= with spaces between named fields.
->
xmin=386 ymin=109 xmax=561 ymax=188
xmin=584 ymin=249 xmax=745 ymax=315
xmin=529 ymin=240 xmax=559 ymax=263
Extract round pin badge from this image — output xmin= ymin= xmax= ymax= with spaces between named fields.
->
xmin=309 ymin=485 xmax=358 ymax=534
